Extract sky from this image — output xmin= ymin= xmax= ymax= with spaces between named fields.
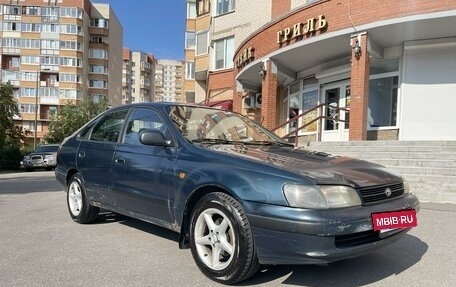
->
xmin=93 ymin=0 xmax=185 ymax=60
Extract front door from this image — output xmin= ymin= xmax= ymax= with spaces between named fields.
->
xmin=321 ymin=81 xmax=350 ymax=141
xmin=111 ymin=107 xmax=176 ymax=224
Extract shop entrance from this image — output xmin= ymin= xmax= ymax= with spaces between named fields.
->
xmin=321 ymin=81 xmax=350 ymax=141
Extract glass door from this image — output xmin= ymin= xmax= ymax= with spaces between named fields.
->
xmin=321 ymin=81 xmax=350 ymax=141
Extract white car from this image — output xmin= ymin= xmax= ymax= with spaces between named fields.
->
xmin=23 ymin=144 xmax=59 ymax=171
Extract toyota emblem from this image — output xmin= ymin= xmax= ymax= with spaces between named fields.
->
xmin=385 ymin=188 xmax=392 ymax=197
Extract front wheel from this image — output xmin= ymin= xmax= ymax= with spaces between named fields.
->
xmin=189 ymin=192 xmax=259 ymax=284
xmin=67 ymin=173 xmax=99 ymax=224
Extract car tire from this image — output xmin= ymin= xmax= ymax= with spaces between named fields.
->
xmin=67 ymin=173 xmax=99 ymax=224
xmin=189 ymin=192 xmax=259 ymax=284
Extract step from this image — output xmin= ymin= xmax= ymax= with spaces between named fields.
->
xmin=304 ymin=145 xmax=456 ymax=153
xmin=312 ymin=151 xmax=456 ymax=160
xmin=304 ymin=140 xmax=456 ymax=147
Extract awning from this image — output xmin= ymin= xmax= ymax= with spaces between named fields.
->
xmin=203 ymin=100 xmax=233 ymax=111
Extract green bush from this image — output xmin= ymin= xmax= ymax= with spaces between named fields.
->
xmin=0 ymin=145 xmax=23 ymax=170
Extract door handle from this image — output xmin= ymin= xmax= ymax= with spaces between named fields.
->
xmin=114 ymin=157 xmax=125 ymax=164
xmin=78 ymin=151 xmax=85 ymax=158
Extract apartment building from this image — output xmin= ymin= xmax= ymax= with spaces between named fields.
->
xmin=122 ymin=48 xmax=156 ymax=104
xmin=0 ymin=0 xmax=122 ymax=147
xmin=184 ymin=0 xmax=272 ymax=109
xmin=154 ymin=59 xmax=184 ymax=102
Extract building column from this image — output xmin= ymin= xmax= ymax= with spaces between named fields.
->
xmin=261 ymin=60 xmax=278 ymax=130
xmin=349 ymin=33 xmax=370 ymax=141
xmin=233 ymin=79 xmax=243 ymax=113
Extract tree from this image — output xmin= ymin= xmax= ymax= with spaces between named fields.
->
xmin=45 ymin=99 xmax=107 ymax=144
xmin=0 ymin=83 xmax=25 ymax=170
xmin=0 ymin=83 xmax=23 ymax=148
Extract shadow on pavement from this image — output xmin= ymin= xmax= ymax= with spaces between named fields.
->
xmin=95 ymin=211 xmax=179 ymax=243
xmin=0 ymin=171 xmax=63 ymax=194
xmin=241 ymin=235 xmax=427 ymax=286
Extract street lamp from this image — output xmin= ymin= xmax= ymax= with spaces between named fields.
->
xmin=33 ymin=66 xmax=40 ymax=150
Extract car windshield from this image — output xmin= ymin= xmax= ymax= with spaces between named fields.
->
xmin=34 ymin=145 xmax=58 ymax=153
xmin=167 ymin=105 xmax=291 ymax=145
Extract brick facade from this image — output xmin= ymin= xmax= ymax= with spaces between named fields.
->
xmin=349 ymin=33 xmax=369 ymax=141
xmin=261 ymin=60 xmax=278 ymax=129
xmin=233 ymin=0 xmax=456 ymax=141
xmin=272 ymin=0 xmax=291 ymax=20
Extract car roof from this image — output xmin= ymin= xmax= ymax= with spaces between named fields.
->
xmin=108 ymin=102 xmax=210 ymax=110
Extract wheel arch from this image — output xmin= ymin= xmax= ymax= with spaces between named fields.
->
xmin=178 ymin=184 xmax=239 ymax=249
xmin=65 ymin=168 xmax=80 ymax=187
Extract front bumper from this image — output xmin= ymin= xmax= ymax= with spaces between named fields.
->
xmin=23 ymin=159 xmax=56 ymax=168
xmin=244 ymin=194 xmax=420 ymax=265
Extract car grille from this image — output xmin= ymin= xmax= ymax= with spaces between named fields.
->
xmin=335 ymin=229 xmax=408 ymax=248
xmin=359 ymin=183 xmax=404 ymax=204
xmin=335 ymin=230 xmax=379 ymax=247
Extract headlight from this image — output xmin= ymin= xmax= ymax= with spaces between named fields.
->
xmin=283 ymin=184 xmax=361 ymax=209
xmin=403 ymin=178 xmax=410 ymax=194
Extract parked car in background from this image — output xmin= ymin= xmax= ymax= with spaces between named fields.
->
xmin=55 ymin=103 xmax=420 ymax=284
xmin=23 ymin=144 xmax=59 ymax=172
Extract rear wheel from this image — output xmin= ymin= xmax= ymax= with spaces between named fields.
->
xmin=67 ymin=173 xmax=99 ymax=224
xmin=189 ymin=192 xmax=259 ymax=284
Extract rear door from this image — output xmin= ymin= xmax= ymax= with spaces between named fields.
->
xmin=112 ymin=107 xmax=177 ymax=223
xmin=76 ymin=108 xmax=129 ymax=207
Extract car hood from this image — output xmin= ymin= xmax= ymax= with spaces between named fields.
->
xmin=205 ymin=144 xmax=402 ymax=188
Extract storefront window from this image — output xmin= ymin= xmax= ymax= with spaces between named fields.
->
xmin=369 ymin=59 xmax=399 ymax=128
xmin=284 ymin=79 xmax=319 ymax=133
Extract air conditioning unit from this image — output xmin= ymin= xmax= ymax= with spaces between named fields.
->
xmin=243 ymin=93 xmax=256 ymax=109
xmin=255 ymin=93 xmax=262 ymax=108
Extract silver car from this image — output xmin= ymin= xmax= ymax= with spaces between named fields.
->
xmin=23 ymin=144 xmax=59 ymax=171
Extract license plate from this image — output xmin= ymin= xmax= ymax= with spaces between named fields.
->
xmin=372 ymin=209 xmax=417 ymax=231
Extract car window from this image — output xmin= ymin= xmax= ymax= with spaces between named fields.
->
xmin=90 ymin=109 xmax=129 ymax=142
xmin=34 ymin=145 xmax=58 ymax=153
xmin=123 ymin=108 xmax=168 ymax=145
xmin=168 ymin=105 xmax=282 ymax=143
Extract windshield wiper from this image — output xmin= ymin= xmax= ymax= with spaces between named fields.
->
xmin=192 ymin=138 xmax=240 ymax=145
xmin=242 ymin=140 xmax=294 ymax=147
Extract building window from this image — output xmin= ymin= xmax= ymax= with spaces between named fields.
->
xmin=41 ymin=7 xmax=60 ymax=17
xmin=196 ymin=31 xmax=208 ymax=55
xmin=90 ymin=65 xmax=108 ymax=74
xmin=41 ymin=40 xmax=59 ymax=49
xmin=60 ymin=7 xmax=83 ymax=18
xmin=185 ymin=62 xmax=195 ymax=79
xmin=90 ymin=18 xmax=108 ymax=28
xmin=60 ymin=73 xmax=81 ymax=83
xmin=187 ymin=2 xmax=197 ymax=18
xmin=42 ymin=24 xmax=59 ymax=33
xmin=21 ymin=23 xmax=41 ymax=32
xmin=60 ymin=40 xmax=81 ymax=51
xmin=368 ymin=59 xmax=399 ymax=128
xmin=2 ymin=22 xmax=21 ymax=31
xmin=22 ymin=6 xmax=41 ymax=16
xmin=185 ymin=91 xmax=196 ymax=103
xmin=197 ymin=0 xmax=210 ymax=16
xmin=89 ymin=80 xmax=108 ymax=89
xmin=60 ymin=24 xmax=82 ymax=35
xmin=214 ymin=37 xmax=234 ymax=69
xmin=3 ymin=5 xmax=21 ymax=15
xmin=185 ymin=32 xmax=196 ymax=49
xmin=2 ymin=38 xmax=21 ymax=48
xmin=89 ymin=48 xmax=108 ymax=59
xmin=216 ymin=0 xmax=235 ymax=16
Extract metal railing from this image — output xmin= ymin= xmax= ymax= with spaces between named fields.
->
xmin=271 ymin=103 xmax=349 ymax=146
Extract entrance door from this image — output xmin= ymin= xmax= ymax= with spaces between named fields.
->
xmin=321 ymin=81 xmax=350 ymax=141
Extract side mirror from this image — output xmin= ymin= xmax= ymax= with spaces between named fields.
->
xmin=139 ymin=130 xmax=172 ymax=147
